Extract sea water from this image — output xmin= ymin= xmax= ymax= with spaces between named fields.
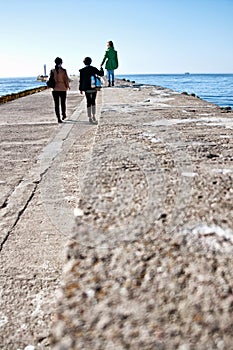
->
xmin=0 ymin=74 xmax=233 ymax=108
xmin=116 ymin=74 xmax=233 ymax=108
xmin=0 ymin=77 xmax=46 ymax=97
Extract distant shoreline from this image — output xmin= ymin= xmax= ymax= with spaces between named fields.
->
xmin=1 ymin=73 xmax=233 ymax=79
xmin=0 ymin=86 xmax=48 ymax=104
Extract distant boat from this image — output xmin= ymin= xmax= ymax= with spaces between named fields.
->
xmin=37 ymin=64 xmax=48 ymax=81
xmin=184 ymin=72 xmax=190 ymax=75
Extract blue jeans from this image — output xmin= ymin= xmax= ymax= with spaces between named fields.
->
xmin=107 ymin=70 xmax=114 ymax=83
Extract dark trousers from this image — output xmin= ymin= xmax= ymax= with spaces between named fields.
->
xmin=85 ymin=91 xmax=97 ymax=117
xmin=52 ymin=91 xmax=67 ymax=120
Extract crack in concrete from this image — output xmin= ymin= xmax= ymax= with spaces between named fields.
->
xmin=0 ymin=166 xmax=50 ymax=252
xmin=0 ymin=184 xmax=37 ymax=252
xmin=0 ymin=179 xmax=22 ymax=209
xmin=0 ymin=101 xmax=85 ymax=252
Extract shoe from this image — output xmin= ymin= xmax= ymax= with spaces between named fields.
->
xmin=112 ymin=81 xmax=114 ymax=86
xmin=92 ymin=116 xmax=98 ymax=124
xmin=58 ymin=119 xmax=63 ymax=123
xmin=89 ymin=117 xmax=94 ymax=124
xmin=62 ymin=115 xmax=67 ymax=120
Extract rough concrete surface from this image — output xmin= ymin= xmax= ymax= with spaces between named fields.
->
xmin=51 ymin=83 xmax=233 ymax=349
xmin=0 ymin=77 xmax=98 ymax=349
xmin=1 ymin=78 xmax=233 ymax=349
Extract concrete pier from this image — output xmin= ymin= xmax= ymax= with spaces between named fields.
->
xmin=0 ymin=78 xmax=233 ymax=349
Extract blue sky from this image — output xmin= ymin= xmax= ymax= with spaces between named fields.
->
xmin=0 ymin=0 xmax=232 ymax=77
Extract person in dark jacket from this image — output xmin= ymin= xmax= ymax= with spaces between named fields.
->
xmin=101 ymin=41 xmax=118 ymax=87
xmin=79 ymin=57 xmax=104 ymax=124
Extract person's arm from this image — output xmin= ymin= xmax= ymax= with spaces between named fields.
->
xmin=79 ymin=70 xmax=83 ymax=94
xmin=100 ymin=51 xmax=108 ymax=67
xmin=115 ymin=51 xmax=118 ymax=69
xmin=93 ymin=67 xmax=104 ymax=77
xmin=64 ymin=69 xmax=70 ymax=89
xmin=97 ymin=67 xmax=104 ymax=76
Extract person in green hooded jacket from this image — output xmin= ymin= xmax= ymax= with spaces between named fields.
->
xmin=101 ymin=41 xmax=118 ymax=87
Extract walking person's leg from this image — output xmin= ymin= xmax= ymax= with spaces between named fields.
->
xmin=111 ymin=70 xmax=115 ymax=86
xmin=85 ymin=92 xmax=92 ymax=123
xmin=107 ymin=70 xmax=114 ymax=86
xmin=91 ymin=91 xmax=97 ymax=124
xmin=60 ymin=91 xmax=67 ymax=120
xmin=107 ymin=70 xmax=111 ymax=87
xmin=52 ymin=91 xmax=62 ymax=123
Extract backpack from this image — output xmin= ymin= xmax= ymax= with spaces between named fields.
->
xmin=91 ymin=75 xmax=102 ymax=90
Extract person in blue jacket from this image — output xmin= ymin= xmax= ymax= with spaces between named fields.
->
xmin=101 ymin=41 xmax=118 ymax=87
xmin=79 ymin=57 xmax=104 ymax=124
